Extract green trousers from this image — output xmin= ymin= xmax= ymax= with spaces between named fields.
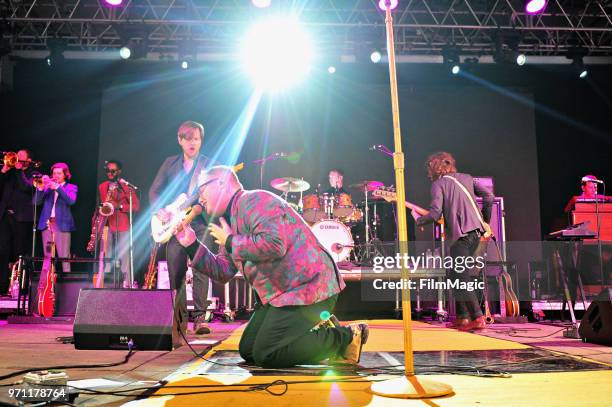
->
xmin=238 ymin=295 xmax=353 ymax=368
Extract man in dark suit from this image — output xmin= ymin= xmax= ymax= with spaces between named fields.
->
xmin=0 ymin=149 xmax=36 ymax=294
xmin=413 ymin=152 xmax=494 ymax=331
xmin=149 ymin=121 xmax=214 ymax=335
xmin=34 ymin=162 xmax=78 ymax=273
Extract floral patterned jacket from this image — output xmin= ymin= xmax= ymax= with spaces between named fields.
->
xmin=190 ymin=189 xmax=345 ymax=307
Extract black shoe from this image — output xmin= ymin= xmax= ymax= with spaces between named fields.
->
xmin=193 ymin=315 xmax=211 ymax=335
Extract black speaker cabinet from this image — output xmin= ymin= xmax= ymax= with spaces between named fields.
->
xmin=579 ymin=288 xmax=612 ymax=346
xmin=74 ymin=289 xmax=184 ymax=350
xmin=477 ymin=197 xmax=506 ymax=260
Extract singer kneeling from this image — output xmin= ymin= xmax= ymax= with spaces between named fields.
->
xmin=174 ymin=165 xmax=368 ymax=368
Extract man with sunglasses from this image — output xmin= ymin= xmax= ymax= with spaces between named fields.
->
xmin=96 ymin=160 xmax=140 ymax=287
xmin=174 ymin=166 xmax=369 ymax=368
xmin=149 ymin=121 xmax=214 ymax=335
xmin=0 ymin=149 xmax=36 ymax=294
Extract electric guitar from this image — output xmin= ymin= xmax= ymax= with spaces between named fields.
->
xmin=372 ymin=187 xmax=445 ymax=226
xmin=150 ymin=162 xmax=244 ymax=243
xmin=38 ymin=220 xmax=57 ymax=317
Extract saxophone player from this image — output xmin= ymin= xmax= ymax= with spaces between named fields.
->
xmin=93 ymin=160 xmax=140 ymax=287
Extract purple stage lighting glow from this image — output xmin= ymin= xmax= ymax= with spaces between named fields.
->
xmin=525 ymin=0 xmax=547 ymax=14
xmin=378 ymin=0 xmax=398 ymax=11
xmin=104 ymin=0 xmax=123 ymax=6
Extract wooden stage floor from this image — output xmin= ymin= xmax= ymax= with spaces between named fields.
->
xmin=0 ymin=318 xmax=610 ymax=406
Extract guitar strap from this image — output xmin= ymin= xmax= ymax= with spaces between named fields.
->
xmin=442 ymin=175 xmax=487 ymax=231
xmin=187 ymin=155 xmax=207 ymax=196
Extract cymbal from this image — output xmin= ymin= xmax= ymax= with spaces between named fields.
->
xmin=270 ymin=177 xmax=310 ymax=193
xmin=348 ymin=180 xmax=384 ymax=192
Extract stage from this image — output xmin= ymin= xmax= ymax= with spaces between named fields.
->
xmin=1 ymin=318 xmax=610 ymax=406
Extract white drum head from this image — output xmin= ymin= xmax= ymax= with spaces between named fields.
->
xmin=311 ymin=220 xmax=354 ymax=263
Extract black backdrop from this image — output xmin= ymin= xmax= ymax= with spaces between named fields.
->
xmin=2 ymin=59 xmax=611 ymax=285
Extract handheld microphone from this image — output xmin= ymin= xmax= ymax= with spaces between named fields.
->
xmin=582 ymin=177 xmax=604 ymax=184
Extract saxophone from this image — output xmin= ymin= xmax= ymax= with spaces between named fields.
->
xmin=87 ymin=183 xmax=118 ymax=252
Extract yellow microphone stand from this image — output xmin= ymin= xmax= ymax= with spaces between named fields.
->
xmin=370 ymin=1 xmax=454 ymax=399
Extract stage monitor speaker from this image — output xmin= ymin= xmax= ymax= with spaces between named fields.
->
xmin=579 ymin=288 xmax=612 ymax=346
xmin=74 ymin=289 xmax=184 ymax=350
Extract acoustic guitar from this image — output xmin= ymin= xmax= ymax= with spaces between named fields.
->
xmin=38 ymin=220 xmax=57 ymax=317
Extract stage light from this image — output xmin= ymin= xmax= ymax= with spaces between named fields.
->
xmin=240 ymin=17 xmax=313 ymax=91
xmin=104 ymin=0 xmax=123 ymax=6
xmin=119 ymin=46 xmax=131 ymax=59
xmin=328 ymin=66 xmax=336 ymax=74
xmin=567 ymin=48 xmax=588 ymax=80
xmin=45 ymin=39 xmax=66 ymax=67
xmin=516 ymin=53 xmax=527 ymax=66
xmin=378 ymin=0 xmax=399 ymax=11
xmin=525 ymin=0 xmax=547 ymax=14
xmin=181 ymin=60 xmax=189 ymax=70
xmin=252 ymin=0 xmax=271 ymax=7
xmin=370 ymin=51 xmax=382 ymax=63
xmin=451 ymin=65 xmax=460 ymax=75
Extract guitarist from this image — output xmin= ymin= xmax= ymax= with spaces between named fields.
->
xmin=411 ymin=152 xmax=494 ymax=331
xmin=149 ymin=121 xmax=214 ymax=335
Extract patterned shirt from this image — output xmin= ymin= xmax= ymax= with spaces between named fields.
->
xmin=190 ymin=189 xmax=345 ymax=307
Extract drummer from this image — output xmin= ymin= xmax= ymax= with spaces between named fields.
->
xmin=326 ymin=169 xmax=349 ymax=195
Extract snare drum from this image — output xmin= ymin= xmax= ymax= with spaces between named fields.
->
xmin=311 ymin=219 xmax=354 ymax=263
xmin=333 ymin=193 xmax=354 ymax=218
xmin=302 ymin=194 xmax=325 ymax=223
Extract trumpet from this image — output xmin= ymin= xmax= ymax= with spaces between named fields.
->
xmin=33 ymin=174 xmax=52 ymax=189
xmin=3 ymin=152 xmax=17 ymax=167
xmin=2 ymin=151 xmax=42 ymax=168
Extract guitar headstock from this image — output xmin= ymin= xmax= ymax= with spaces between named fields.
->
xmin=372 ymin=186 xmax=397 ymax=202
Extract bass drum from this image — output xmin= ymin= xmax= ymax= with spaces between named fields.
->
xmin=311 ymin=219 xmax=354 ymax=263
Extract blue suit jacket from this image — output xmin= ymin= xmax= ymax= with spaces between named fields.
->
xmin=34 ymin=183 xmax=78 ymax=232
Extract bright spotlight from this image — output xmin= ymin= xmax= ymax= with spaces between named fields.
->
xmin=451 ymin=65 xmax=460 ymax=75
xmin=525 ymin=0 xmax=547 ymax=14
xmin=378 ymin=0 xmax=399 ymax=10
xmin=240 ymin=17 xmax=313 ymax=91
xmin=252 ymin=0 xmax=271 ymax=7
xmin=579 ymin=69 xmax=588 ymax=79
xmin=328 ymin=66 xmax=336 ymax=74
xmin=516 ymin=53 xmax=527 ymax=66
xmin=181 ymin=60 xmax=189 ymax=70
xmin=370 ymin=51 xmax=382 ymax=63
xmin=119 ymin=46 xmax=131 ymax=59
xmin=104 ymin=0 xmax=123 ymax=6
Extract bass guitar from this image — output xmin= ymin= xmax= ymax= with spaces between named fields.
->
xmin=372 ymin=187 xmax=445 ymax=226
xmin=38 ymin=220 xmax=57 ymax=317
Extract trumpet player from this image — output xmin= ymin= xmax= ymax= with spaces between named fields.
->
xmin=34 ymin=162 xmax=78 ymax=273
xmin=0 ymin=150 xmax=36 ymax=294
xmin=95 ymin=160 xmax=140 ymax=287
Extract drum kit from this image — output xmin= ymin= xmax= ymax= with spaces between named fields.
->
xmin=270 ymin=177 xmax=389 ymax=264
